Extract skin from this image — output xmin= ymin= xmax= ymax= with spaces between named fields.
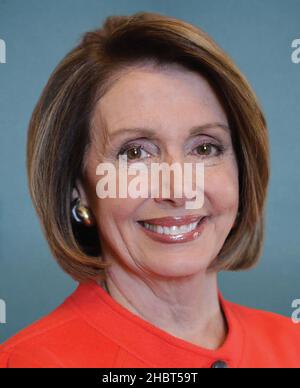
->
xmin=76 ymin=63 xmax=239 ymax=350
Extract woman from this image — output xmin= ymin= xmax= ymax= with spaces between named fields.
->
xmin=0 ymin=12 xmax=299 ymax=368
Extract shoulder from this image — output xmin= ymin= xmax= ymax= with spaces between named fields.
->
xmin=0 ymin=292 xmax=78 ymax=368
xmin=226 ymin=298 xmax=300 ymax=341
xmin=223 ymin=299 xmax=300 ymax=367
xmin=0 ymin=285 xmax=121 ymax=368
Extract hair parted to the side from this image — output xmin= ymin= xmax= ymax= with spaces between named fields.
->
xmin=27 ymin=11 xmax=269 ymax=282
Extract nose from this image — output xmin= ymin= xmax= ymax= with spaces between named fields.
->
xmin=153 ymin=182 xmax=198 ymax=208
xmin=152 ymin=153 xmax=198 ymax=208
xmin=154 ymin=193 xmax=187 ymax=208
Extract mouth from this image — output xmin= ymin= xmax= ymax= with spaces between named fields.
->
xmin=137 ymin=215 xmax=209 ymax=244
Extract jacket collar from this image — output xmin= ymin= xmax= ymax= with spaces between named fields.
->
xmin=68 ymin=280 xmax=245 ymax=368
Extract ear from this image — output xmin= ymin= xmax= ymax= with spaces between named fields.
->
xmin=72 ymin=178 xmax=90 ymax=207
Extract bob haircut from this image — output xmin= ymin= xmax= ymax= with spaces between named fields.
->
xmin=27 ymin=12 xmax=269 ymax=282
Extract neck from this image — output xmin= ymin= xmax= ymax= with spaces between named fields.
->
xmin=99 ymin=262 xmax=228 ymax=350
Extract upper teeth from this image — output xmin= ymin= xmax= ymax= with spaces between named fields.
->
xmin=142 ymin=220 xmax=200 ymax=235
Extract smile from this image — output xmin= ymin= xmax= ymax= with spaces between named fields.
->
xmin=142 ymin=220 xmax=200 ymax=235
xmin=137 ymin=215 xmax=209 ymax=244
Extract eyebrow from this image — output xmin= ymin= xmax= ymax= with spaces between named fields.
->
xmin=109 ymin=122 xmax=230 ymax=140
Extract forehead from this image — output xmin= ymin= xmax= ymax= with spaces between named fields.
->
xmin=93 ymin=65 xmax=228 ymax=140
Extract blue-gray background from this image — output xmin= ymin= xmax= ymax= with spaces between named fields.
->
xmin=0 ymin=0 xmax=299 ymax=343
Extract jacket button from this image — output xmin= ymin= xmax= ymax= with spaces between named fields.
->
xmin=211 ymin=360 xmax=229 ymax=368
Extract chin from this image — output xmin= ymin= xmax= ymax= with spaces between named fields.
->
xmin=141 ymin=254 xmax=213 ymax=278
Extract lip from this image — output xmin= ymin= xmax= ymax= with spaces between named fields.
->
xmin=138 ymin=215 xmax=204 ymax=227
xmin=137 ymin=216 xmax=209 ymax=244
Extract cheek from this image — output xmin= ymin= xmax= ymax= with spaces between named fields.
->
xmin=90 ymin=196 xmax=144 ymax=246
xmin=205 ymin=161 xmax=239 ymax=216
xmin=97 ymin=197 xmax=142 ymax=224
xmin=84 ymin=155 xmax=146 ymax=229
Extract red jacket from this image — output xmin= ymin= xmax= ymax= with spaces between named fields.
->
xmin=1 ymin=281 xmax=300 ymax=368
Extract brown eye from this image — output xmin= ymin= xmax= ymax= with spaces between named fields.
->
xmin=196 ymin=143 xmax=213 ymax=156
xmin=118 ymin=142 xmax=154 ymax=162
xmin=127 ymin=147 xmax=142 ymax=160
xmin=120 ymin=145 xmax=150 ymax=160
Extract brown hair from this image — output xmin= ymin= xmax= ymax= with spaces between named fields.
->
xmin=27 ymin=12 xmax=269 ymax=282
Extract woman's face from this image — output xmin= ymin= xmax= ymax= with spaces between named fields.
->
xmin=81 ymin=64 xmax=239 ymax=278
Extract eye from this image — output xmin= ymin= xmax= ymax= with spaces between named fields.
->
xmin=118 ymin=145 xmax=151 ymax=161
xmin=194 ymin=142 xmax=224 ymax=157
